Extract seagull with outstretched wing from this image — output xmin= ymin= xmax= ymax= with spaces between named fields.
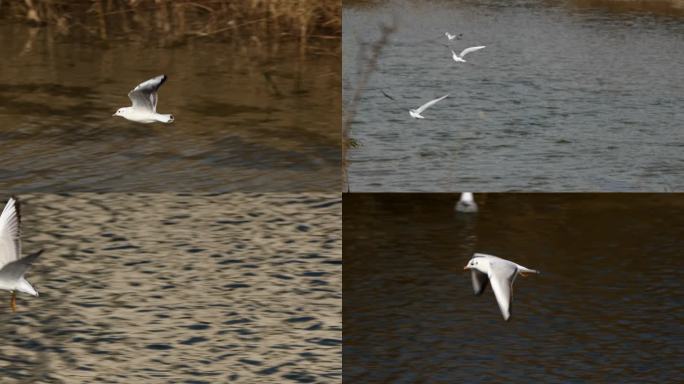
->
xmin=0 ymin=197 xmax=43 ymax=312
xmin=451 ymin=46 xmax=486 ymax=62
xmin=445 ymin=32 xmax=463 ymax=40
xmin=464 ymin=253 xmax=539 ymax=321
xmin=113 ymin=75 xmax=175 ymax=123
xmin=409 ymin=94 xmax=449 ymax=119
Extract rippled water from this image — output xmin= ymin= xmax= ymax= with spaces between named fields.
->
xmin=343 ymin=0 xmax=684 ymax=191
xmin=343 ymin=193 xmax=682 ymax=382
xmin=0 ymin=193 xmax=341 ymax=383
xmin=0 ymin=24 xmax=340 ymax=192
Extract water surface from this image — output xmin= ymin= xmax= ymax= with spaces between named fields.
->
xmin=0 ymin=24 xmax=340 ymax=192
xmin=0 ymin=193 xmax=341 ymax=383
xmin=344 ymin=193 xmax=682 ymax=382
xmin=344 ymin=0 xmax=684 ymax=191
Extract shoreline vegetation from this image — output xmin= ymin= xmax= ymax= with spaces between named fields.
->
xmin=0 ymin=0 xmax=341 ymax=49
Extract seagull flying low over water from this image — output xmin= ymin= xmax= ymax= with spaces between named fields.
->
xmin=113 ymin=75 xmax=175 ymax=123
xmin=409 ymin=94 xmax=449 ymax=119
xmin=0 ymin=197 xmax=42 ymax=312
xmin=464 ymin=253 xmax=539 ymax=321
xmin=445 ymin=32 xmax=461 ymax=40
xmin=455 ymin=192 xmax=478 ymax=213
xmin=451 ymin=46 xmax=486 ymax=62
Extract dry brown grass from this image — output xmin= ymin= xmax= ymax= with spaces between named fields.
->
xmin=0 ymin=0 xmax=340 ymax=46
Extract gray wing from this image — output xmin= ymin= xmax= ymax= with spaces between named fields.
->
xmin=0 ymin=249 xmax=42 ymax=282
xmin=487 ymin=258 xmax=518 ymax=321
xmin=471 ymin=269 xmax=489 ymax=296
xmin=415 ymin=94 xmax=449 ymax=114
xmin=128 ymin=75 xmax=167 ymax=112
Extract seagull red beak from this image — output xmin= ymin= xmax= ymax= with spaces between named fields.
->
xmin=463 ymin=265 xmax=470 ymax=270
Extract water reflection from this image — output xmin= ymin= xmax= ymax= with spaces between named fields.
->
xmin=344 ymin=193 xmax=682 ymax=382
xmin=0 ymin=23 xmax=340 ymax=192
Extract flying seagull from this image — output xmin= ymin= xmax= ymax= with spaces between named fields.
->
xmin=455 ymin=192 xmax=478 ymax=213
xmin=451 ymin=46 xmax=486 ymax=62
xmin=113 ymin=75 xmax=175 ymax=123
xmin=0 ymin=197 xmax=43 ymax=312
xmin=409 ymin=94 xmax=449 ymax=119
xmin=445 ymin=32 xmax=462 ymax=40
xmin=463 ymin=253 xmax=539 ymax=321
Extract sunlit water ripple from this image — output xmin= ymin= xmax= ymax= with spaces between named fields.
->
xmin=0 ymin=193 xmax=341 ymax=383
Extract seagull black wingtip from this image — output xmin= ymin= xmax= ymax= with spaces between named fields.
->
xmin=29 ymin=249 xmax=44 ymax=258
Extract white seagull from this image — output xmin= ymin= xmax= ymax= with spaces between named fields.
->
xmin=113 ymin=75 xmax=174 ymax=123
xmin=455 ymin=192 xmax=478 ymax=213
xmin=409 ymin=94 xmax=449 ymax=119
xmin=445 ymin=32 xmax=458 ymax=40
xmin=451 ymin=46 xmax=486 ymax=62
xmin=0 ymin=197 xmax=42 ymax=312
xmin=463 ymin=253 xmax=539 ymax=321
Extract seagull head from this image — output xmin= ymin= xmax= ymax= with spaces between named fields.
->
xmin=113 ymin=107 xmax=129 ymax=118
xmin=463 ymin=257 xmax=487 ymax=273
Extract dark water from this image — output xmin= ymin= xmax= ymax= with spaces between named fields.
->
xmin=0 ymin=193 xmax=341 ymax=383
xmin=343 ymin=0 xmax=684 ymax=191
xmin=343 ymin=193 xmax=683 ymax=382
xmin=0 ymin=24 xmax=340 ymax=192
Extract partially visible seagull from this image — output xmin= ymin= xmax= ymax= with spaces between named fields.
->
xmin=0 ymin=197 xmax=43 ymax=312
xmin=113 ymin=75 xmax=175 ymax=123
xmin=463 ymin=253 xmax=539 ymax=321
xmin=455 ymin=192 xmax=478 ymax=213
xmin=409 ymin=94 xmax=449 ymax=119
xmin=451 ymin=46 xmax=486 ymax=62
xmin=445 ymin=32 xmax=462 ymax=40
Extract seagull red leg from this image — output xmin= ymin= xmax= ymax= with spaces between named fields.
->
xmin=10 ymin=291 xmax=17 ymax=312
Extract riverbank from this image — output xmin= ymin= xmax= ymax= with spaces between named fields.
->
xmin=0 ymin=0 xmax=341 ymax=49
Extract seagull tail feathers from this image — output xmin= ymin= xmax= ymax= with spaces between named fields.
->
xmin=17 ymin=278 xmax=38 ymax=296
xmin=520 ymin=266 xmax=540 ymax=275
xmin=1 ymin=249 xmax=43 ymax=296
xmin=17 ymin=249 xmax=42 ymax=297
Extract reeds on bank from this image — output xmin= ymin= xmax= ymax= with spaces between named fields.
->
xmin=0 ymin=0 xmax=340 ymax=47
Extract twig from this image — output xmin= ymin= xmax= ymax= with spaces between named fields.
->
xmin=341 ymin=21 xmax=396 ymax=191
